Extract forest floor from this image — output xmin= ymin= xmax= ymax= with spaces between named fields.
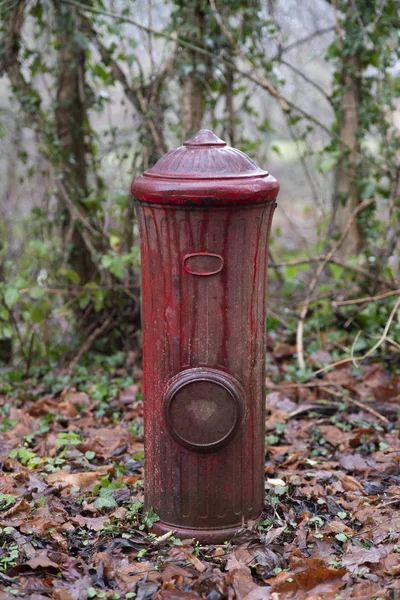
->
xmin=0 ymin=349 xmax=399 ymax=600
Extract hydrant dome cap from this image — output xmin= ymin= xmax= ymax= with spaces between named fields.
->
xmin=132 ymin=129 xmax=279 ymax=206
xmin=142 ymin=129 xmax=267 ymax=180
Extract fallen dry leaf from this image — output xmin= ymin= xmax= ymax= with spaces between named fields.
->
xmin=116 ymin=560 xmax=162 ymax=587
xmin=371 ymin=552 xmax=400 ymax=576
xmin=0 ymin=498 xmax=31 ymax=520
xmin=25 ymin=552 xmax=60 ymax=571
xmin=226 ymin=547 xmax=254 ymax=572
xmin=339 ymin=454 xmax=370 ymax=472
xmin=228 ymin=567 xmax=272 ymax=600
xmin=169 ymin=547 xmax=206 ymax=573
xmin=47 ymin=465 xmax=113 ymax=492
xmin=341 ymin=545 xmax=392 ymax=571
xmin=51 ymin=590 xmax=77 ymax=600
xmin=78 ymin=426 xmax=131 ymax=458
xmin=339 ymin=474 xmax=365 ymax=493
xmin=70 ymin=514 xmax=110 ymax=532
xmin=267 ymin=555 xmax=347 ymax=599
xmin=2 ymin=350 xmax=399 ymax=599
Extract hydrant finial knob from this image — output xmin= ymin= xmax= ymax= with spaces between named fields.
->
xmin=184 ymin=129 xmax=227 ymax=147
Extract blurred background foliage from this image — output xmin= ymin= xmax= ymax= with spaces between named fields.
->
xmin=0 ymin=0 xmax=399 ymax=382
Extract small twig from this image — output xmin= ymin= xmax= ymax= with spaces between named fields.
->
xmin=56 ymin=180 xmax=100 ymax=241
xmin=274 ymin=27 xmax=335 ymax=58
xmin=266 ymin=381 xmax=340 ymax=390
xmin=0 ymin=571 xmax=17 ymax=584
xmin=267 ymin=307 xmax=292 ymax=329
xmin=333 ymin=288 xmax=400 ymax=306
xmin=268 ymin=249 xmax=285 ymax=285
xmin=270 ymin=256 xmax=394 ymax=289
xmin=0 ymin=0 xmax=19 ymax=15
xmin=342 ymin=395 xmax=389 ymax=426
xmin=320 ymin=385 xmax=388 ymax=424
xmin=288 ymin=401 xmax=341 ymax=418
xmin=280 ymin=58 xmax=333 ymax=107
xmin=350 ymin=330 xmax=362 ymax=367
xmin=19 ymin=284 xmax=140 ymax=294
xmin=67 ymin=313 xmax=114 ymax=373
xmin=314 ymin=295 xmax=400 ymax=375
xmin=384 ymin=336 xmax=400 ymax=351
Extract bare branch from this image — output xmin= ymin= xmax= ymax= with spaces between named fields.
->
xmin=81 ymin=18 xmax=170 ymax=156
xmin=63 ymin=0 xmax=386 ymax=175
xmin=208 ymin=0 xmax=290 ymax=112
xmin=63 ymin=0 xmax=385 ymax=175
xmin=276 ymin=26 xmax=335 ymax=58
xmin=332 ymin=289 xmax=400 ymax=307
xmin=270 ymin=256 xmax=395 ymax=289
xmin=280 ymin=59 xmax=333 ymax=107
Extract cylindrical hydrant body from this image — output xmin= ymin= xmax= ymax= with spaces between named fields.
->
xmin=132 ymin=130 xmax=279 ymax=543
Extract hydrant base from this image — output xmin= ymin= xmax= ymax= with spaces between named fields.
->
xmin=151 ymin=517 xmax=261 ymax=544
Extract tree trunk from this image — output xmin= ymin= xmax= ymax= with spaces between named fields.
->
xmin=225 ymin=65 xmax=236 ymax=146
xmin=0 ymin=114 xmax=22 ymax=364
xmin=182 ymin=77 xmax=204 ymax=140
xmin=54 ymin=4 xmax=98 ymax=284
xmin=180 ymin=1 xmax=205 ymax=141
xmin=333 ymin=20 xmax=362 ymax=258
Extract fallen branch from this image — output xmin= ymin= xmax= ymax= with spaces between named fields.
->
xmin=327 ymin=386 xmax=389 ymax=425
xmin=314 ymin=294 xmax=400 ymax=376
xmin=296 ymin=198 xmax=377 ymax=369
xmin=267 ymin=380 xmax=389 ymax=425
xmin=343 ymin=394 xmax=389 ymax=425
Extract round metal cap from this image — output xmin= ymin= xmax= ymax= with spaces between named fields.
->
xmin=163 ymin=368 xmax=244 ymax=452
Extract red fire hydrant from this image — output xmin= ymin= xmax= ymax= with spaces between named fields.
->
xmin=132 ymin=130 xmax=279 ymax=543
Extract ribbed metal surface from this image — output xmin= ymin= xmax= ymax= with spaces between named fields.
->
xmin=136 ymin=202 xmax=275 ymax=532
xmin=143 ymin=143 xmax=267 ymax=180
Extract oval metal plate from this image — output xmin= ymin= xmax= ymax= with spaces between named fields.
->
xmin=183 ymin=252 xmax=224 ymax=276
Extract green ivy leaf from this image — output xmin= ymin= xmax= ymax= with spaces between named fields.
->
xmin=29 ymin=287 xmax=45 ymax=300
xmin=4 ymin=288 xmax=20 ymax=309
xmin=94 ymin=487 xmax=118 ymax=511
